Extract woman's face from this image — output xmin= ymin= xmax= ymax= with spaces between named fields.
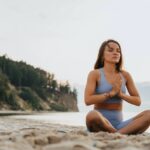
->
xmin=103 ymin=42 xmax=121 ymax=64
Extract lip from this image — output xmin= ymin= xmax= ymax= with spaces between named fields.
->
xmin=112 ymin=56 xmax=119 ymax=59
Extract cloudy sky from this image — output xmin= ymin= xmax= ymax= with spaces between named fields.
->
xmin=0 ymin=0 xmax=150 ymax=86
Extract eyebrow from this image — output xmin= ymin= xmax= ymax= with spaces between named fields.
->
xmin=107 ymin=44 xmax=120 ymax=51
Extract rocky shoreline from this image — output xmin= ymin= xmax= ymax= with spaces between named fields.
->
xmin=0 ymin=117 xmax=150 ymax=150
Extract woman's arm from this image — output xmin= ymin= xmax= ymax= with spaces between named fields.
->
xmin=119 ymin=71 xmax=141 ymax=106
xmin=84 ymin=70 xmax=109 ymax=105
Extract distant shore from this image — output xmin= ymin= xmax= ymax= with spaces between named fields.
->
xmin=0 ymin=110 xmax=33 ymax=116
xmin=0 ymin=110 xmax=63 ymax=116
xmin=0 ymin=116 xmax=150 ymax=150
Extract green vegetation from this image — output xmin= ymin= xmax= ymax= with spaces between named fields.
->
xmin=50 ymin=103 xmax=68 ymax=111
xmin=19 ymin=87 xmax=42 ymax=110
xmin=0 ymin=55 xmax=78 ymax=111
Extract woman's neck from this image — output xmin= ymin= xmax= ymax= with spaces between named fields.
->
xmin=103 ymin=64 xmax=117 ymax=74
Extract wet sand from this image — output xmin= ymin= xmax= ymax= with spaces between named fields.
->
xmin=0 ymin=116 xmax=150 ymax=150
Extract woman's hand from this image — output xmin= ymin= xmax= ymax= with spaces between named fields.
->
xmin=118 ymin=89 xmax=124 ymax=98
xmin=109 ymin=75 xmax=122 ymax=97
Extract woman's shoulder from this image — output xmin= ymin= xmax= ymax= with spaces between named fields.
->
xmin=120 ymin=70 xmax=132 ymax=80
xmin=88 ymin=69 xmax=100 ymax=79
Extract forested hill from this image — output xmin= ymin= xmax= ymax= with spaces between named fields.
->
xmin=0 ymin=55 xmax=78 ymax=111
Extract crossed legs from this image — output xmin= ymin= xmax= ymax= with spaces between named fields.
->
xmin=86 ymin=110 xmax=150 ymax=134
xmin=86 ymin=110 xmax=117 ymax=133
xmin=117 ymin=110 xmax=150 ymax=134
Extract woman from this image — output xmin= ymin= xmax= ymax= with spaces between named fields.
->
xmin=84 ymin=39 xmax=150 ymax=134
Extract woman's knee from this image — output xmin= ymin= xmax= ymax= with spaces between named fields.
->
xmin=143 ymin=110 xmax=150 ymax=116
xmin=143 ymin=110 xmax=150 ymax=123
xmin=86 ymin=110 xmax=101 ymax=122
xmin=86 ymin=110 xmax=103 ymax=132
xmin=86 ymin=110 xmax=104 ymax=127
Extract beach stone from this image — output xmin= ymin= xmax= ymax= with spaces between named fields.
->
xmin=0 ymin=140 xmax=34 ymax=150
xmin=117 ymin=146 xmax=140 ymax=150
xmin=34 ymin=136 xmax=49 ymax=145
xmin=93 ymin=141 xmax=107 ymax=148
xmin=0 ymin=132 xmax=11 ymax=136
xmin=76 ymin=130 xmax=88 ymax=136
xmin=142 ymin=139 xmax=150 ymax=147
xmin=22 ymin=130 xmax=37 ymax=138
xmin=43 ymin=141 xmax=99 ymax=150
xmin=25 ymin=137 xmax=36 ymax=146
xmin=102 ymin=140 xmax=128 ymax=149
xmin=47 ymin=134 xmax=62 ymax=144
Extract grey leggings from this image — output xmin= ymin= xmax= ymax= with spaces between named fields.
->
xmin=97 ymin=109 xmax=133 ymax=129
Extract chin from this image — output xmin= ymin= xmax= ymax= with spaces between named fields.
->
xmin=107 ymin=59 xmax=120 ymax=64
xmin=113 ymin=59 xmax=120 ymax=63
xmin=111 ymin=60 xmax=119 ymax=64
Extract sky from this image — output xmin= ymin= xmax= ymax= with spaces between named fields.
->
xmin=0 ymin=0 xmax=150 ymax=86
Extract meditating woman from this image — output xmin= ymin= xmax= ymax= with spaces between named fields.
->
xmin=84 ymin=39 xmax=150 ymax=134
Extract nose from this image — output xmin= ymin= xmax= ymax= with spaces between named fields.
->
xmin=113 ymin=50 xmax=120 ymax=54
xmin=113 ymin=51 xmax=119 ymax=55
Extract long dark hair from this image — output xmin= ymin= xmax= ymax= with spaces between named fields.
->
xmin=94 ymin=39 xmax=123 ymax=72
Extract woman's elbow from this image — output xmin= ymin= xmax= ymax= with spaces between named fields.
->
xmin=136 ymin=102 xmax=141 ymax=106
xmin=84 ymin=100 xmax=91 ymax=106
xmin=84 ymin=97 xmax=92 ymax=106
xmin=138 ymin=100 xmax=141 ymax=106
xmin=136 ymin=98 xmax=141 ymax=106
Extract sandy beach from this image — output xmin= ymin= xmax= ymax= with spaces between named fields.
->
xmin=0 ymin=116 xmax=149 ymax=150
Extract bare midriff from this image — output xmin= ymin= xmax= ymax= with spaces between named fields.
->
xmin=94 ymin=103 xmax=122 ymax=110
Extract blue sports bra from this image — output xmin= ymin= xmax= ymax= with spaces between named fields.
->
xmin=95 ymin=68 xmax=126 ymax=104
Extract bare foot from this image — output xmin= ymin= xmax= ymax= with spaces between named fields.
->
xmin=104 ymin=119 xmax=117 ymax=133
xmin=90 ymin=117 xmax=117 ymax=133
xmin=96 ymin=112 xmax=117 ymax=133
